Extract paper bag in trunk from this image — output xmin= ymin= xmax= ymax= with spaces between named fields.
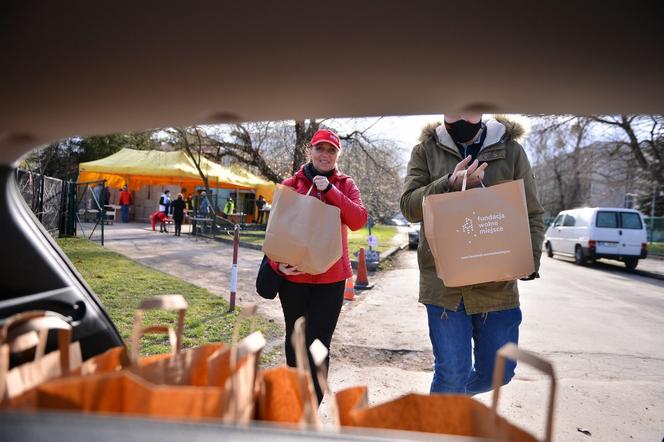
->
xmin=256 ymin=317 xmax=319 ymax=427
xmin=1 ymin=311 xmax=82 ymax=404
xmin=423 ymin=179 xmax=534 ymax=287
xmin=10 ymin=298 xmax=265 ymax=423
xmin=263 ymin=184 xmax=342 ymax=275
xmin=337 ymin=344 xmax=556 ymax=442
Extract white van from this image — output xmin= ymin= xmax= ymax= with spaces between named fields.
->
xmin=544 ymin=207 xmax=648 ymax=270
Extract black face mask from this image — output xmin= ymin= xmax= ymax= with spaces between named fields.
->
xmin=445 ymin=119 xmax=482 ymax=144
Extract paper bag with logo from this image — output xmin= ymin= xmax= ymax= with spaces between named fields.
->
xmin=423 ymin=176 xmax=534 ymax=287
xmin=262 ymin=184 xmax=342 ymax=275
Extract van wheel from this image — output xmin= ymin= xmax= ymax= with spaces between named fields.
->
xmin=545 ymin=242 xmax=554 ymax=258
xmin=574 ymin=245 xmax=586 ymax=265
xmin=624 ymin=257 xmax=639 ymax=271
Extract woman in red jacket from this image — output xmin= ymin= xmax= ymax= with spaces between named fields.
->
xmin=269 ymin=128 xmax=368 ymax=404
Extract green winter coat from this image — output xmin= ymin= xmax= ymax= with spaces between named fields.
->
xmin=400 ymin=117 xmax=545 ymax=314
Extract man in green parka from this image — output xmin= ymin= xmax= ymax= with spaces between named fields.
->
xmin=400 ymin=114 xmax=544 ymax=395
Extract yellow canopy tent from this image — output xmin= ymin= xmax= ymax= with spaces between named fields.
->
xmin=78 ymin=148 xmax=275 ymax=200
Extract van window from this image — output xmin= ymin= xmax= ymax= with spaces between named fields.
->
xmin=596 ymin=211 xmax=618 ymax=228
xmin=563 ymin=215 xmax=576 ymax=227
xmin=552 ymin=215 xmax=564 ymax=227
xmin=620 ymin=212 xmax=643 ymax=229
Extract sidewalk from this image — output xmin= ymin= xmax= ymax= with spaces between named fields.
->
xmin=89 ymin=222 xmax=284 ymax=325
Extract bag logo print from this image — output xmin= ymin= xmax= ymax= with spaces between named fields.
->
xmin=456 ymin=211 xmax=508 ymax=250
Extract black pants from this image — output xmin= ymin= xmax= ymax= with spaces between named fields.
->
xmin=279 ymin=279 xmax=345 ymax=404
xmin=173 ymin=217 xmax=183 ymax=235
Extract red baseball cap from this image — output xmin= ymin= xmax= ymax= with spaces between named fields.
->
xmin=310 ymin=129 xmax=341 ymax=150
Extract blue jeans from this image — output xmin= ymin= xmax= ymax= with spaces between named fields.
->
xmin=426 ymin=302 xmax=522 ymax=395
xmin=121 ymin=204 xmax=129 ymax=223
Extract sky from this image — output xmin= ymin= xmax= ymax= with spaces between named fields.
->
xmin=329 ymin=114 xmax=534 ymax=160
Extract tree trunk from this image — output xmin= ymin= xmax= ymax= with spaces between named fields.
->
xmin=293 ymin=119 xmax=319 ymax=174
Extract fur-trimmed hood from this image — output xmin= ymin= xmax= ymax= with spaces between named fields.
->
xmin=418 ymin=115 xmax=525 ymax=147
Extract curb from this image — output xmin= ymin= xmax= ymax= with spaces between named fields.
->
xmin=351 ymin=242 xmax=408 ymax=271
xmin=191 ymin=233 xmax=264 ymax=251
xmin=635 ymin=268 xmax=664 ymax=281
xmin=211 ymin=234 xmax=411 ymax=268
xmin=217 ymin=237 xmax=264 ymax=251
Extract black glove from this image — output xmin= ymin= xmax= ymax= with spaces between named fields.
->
xmin=520 ymin=272 xmax=540 ymax=281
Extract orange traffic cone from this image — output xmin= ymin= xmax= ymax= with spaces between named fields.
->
xmin=344 ymin=278 xmax=356 ymax=301
xmin=354 ymin=247 xmax=375 ymax=290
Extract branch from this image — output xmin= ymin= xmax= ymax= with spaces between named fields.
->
xmin=589 ymin=115 xmax=622 ymax=126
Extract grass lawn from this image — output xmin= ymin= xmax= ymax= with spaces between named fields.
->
xmin=238 ymin=224 xmax=399 ymax=254
xmin=58 ymin=237 xmax=280 ymax=357
xmin=347 ymin=225 xmax=398 ymax=254
xmin=649 ymin=242 xmax=664 ymax=256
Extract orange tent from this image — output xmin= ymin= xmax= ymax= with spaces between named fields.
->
xmin=78 ymin=148 xmax=275 ymax=200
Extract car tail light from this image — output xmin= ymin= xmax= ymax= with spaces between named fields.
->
xmin=588 ymin=240 xmax=596 ymax=252
xmin=642 ymin=243 xmax=648 ymax=252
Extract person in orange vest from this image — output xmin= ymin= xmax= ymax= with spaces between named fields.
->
xmin=118 ymin=185 xmax=133 ymax=223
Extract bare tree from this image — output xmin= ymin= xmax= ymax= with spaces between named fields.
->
xmin=588 ymin=115 xmax=664 ymax=189
xmin=167 ymin=127 xmax=212 ymax=194
xmin=527 ymin=114 xmax=662 ymax=216
xmin=165 ymin=118 xmax=406 ymax=220
xmin=527 ymin=116 xmax=593 ymax=215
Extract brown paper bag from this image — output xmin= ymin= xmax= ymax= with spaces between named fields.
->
xmin=256 ymin=317 xmax=319 ymax=427
xmin=13 ymin=300 xmax=265 ymax=423
xmin=71 ymin=295 xmax=188 ymax=379
xmin=34 ymin=370 xmax=226 ymax=420
xmin=79 ymin=295 xmax=222 ymax=385
xmin=122 ymin=296 xmax=264 ymax=405
xmin=423 ymin=178 xmax=534 ymax=287
xmin=1 ymin=311 xmax=82 ymax=403
xmin=262 ymin=184 xmax=342 ymax=275
xmin=337 ymin=344 xmax=556 ymax=442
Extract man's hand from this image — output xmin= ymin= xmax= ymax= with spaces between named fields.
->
xmin=312 ymin=175 xmax=330 ymax=191
xmin=278 ymin=262 xmax=304 ymax=276
xmin=449 ymin=155 xmax=488 ymax=191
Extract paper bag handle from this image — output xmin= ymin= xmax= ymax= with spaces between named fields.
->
xmin=229 ymin=304 xmax=257 ymax=370
xmin=491 ymin=343 xmax=556 ymax=442
xmin=130 ymin=295 xmax=187 ymax=364
xmin=292 ymin=316 xmax=322 ymax=429
xmin=459 ymin=168 xmax=486 ymax=192
xmin=0 ymin=311 xmax=73 ymax=398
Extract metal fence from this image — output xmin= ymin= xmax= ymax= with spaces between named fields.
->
xmin=15 ymin=169 xmax=72 ymax=237
xmin=14 ymin=170 xmax=109 ymax=243
xmin=645 ymin=216 xmax=664 ymax=243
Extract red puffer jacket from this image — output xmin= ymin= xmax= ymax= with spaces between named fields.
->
xmin=268 ymin=165 xmax=368 ymax=284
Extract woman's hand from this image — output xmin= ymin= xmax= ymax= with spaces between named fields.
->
xmin=278 ymin=262 xmax=304 ymax=276
xmin=312 ymin=175 xmax=330 ymax=191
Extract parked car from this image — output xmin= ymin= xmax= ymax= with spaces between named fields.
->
xmin=544 ymin=207 xmax=648 ymax=270
xmin=408 ymin=223 xmax=420 ymax=250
